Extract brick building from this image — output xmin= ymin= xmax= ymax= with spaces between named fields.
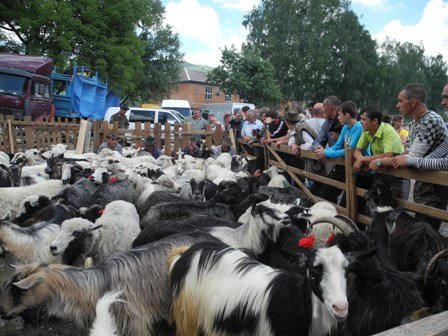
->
xmin=166 ymin=67 xmax=241 ymax=109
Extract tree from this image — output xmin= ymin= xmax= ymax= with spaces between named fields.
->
xmin=375 ymin=39 xmax=448 ymax=115
xmin=207 ymin=45 xmax=281 ymax=106
xmin=244 ymin=0 xmax=379 ymax=105
xmin=0 ymin=0 xmax=183 ymax=101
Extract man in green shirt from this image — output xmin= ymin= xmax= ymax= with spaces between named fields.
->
xmin=354 ymin=105 xmax=404 ymax=198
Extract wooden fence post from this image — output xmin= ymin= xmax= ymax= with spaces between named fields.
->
xmin=7 ymin=118 xmax=15 ymax=153
xmin=205 ymin=124 xmax=212 ymax=149
xmin=164 ymin=123 xmax=171 ymax=156
xmin=134 ymin=122 xmax=142 ymax=149
xmin=154 ymin=123 xmax=161 ymax=148
xmin=182 ymin=123 xmax=191 ymax=148
xmin=345 ymin=146 xmax=357 ymax=222
xmin=173 ymin=123 xmax=180 ymax=155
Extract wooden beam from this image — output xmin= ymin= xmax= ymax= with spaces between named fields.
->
xmin=372 ymin=310 xmax=448 ymax=336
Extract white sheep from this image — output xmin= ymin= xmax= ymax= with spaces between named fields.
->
xmin=50 ymin=200 xmax=141 ymax=264
xmin=215 ymin=152 xmax=232 ymax=170
xmin=265 ymin=166 xmax=290 ymax=188
xmin=0 ymin=179 xmax=66 ymax=218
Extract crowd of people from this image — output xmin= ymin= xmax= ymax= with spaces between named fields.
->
xmin=104 ymin=83 xmax=448 ymax=230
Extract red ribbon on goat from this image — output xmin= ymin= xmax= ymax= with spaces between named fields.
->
xmin=298 ymin=235 xmax=315 ymax=249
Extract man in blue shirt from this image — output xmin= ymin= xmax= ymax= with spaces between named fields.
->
xmin=314 ymin=101 xmax=373 ymax=210
xmin=97 ymin=133 xmax=123 ymax=154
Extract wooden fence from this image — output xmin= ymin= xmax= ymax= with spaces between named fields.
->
xmin=0 ymin=117 xmax=227 ymax=155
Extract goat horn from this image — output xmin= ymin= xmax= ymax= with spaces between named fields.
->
xmin=423 ymin=249 xmax=448 ymax=287
xmin=335 ymin=214 xmax=360 ymax=233
xmin=310 ymin=216 xmax=355 ymax=236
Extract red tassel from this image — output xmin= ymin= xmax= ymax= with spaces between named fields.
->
xmin=98 ymin=209 xmax=105 ymax=215
xmin=298 ymin=235 xmax=315 ymax=249
xmin=110 ymin=176 xmax=118 ymax=183
xmin=326 ymin=233 xmax=335 ymax=246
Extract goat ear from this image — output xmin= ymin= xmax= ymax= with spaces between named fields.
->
xmin=279 ymin=250 xmax=308 ymax=268
xmin=89 ymin=225 xmax=103 ymax=232
xmin=13 ymin=276 xmax=44 ymax=290
xmin=250 ymin=203 xmax=258 ymax=216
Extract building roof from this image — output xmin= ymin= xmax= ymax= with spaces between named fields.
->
xmin=178 ymin=67 xmax=208 ymax=83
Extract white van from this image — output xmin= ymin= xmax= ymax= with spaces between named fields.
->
xmin=201 ymin=103 xmax=256 ymax=123
xmin=161 ymin=99 xmax=192 ymax=118
xmin=104 ymin=107 xmax=185 ymax=130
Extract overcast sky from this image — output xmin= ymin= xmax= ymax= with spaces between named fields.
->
xmin=162 ymin=0 xmax=448 ymax=67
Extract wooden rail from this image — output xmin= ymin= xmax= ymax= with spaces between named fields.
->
xmin=237 ymin=140 xmax=448 ymax=226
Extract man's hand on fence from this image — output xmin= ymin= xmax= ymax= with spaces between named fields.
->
xmin=391 ymin=155 xmax=408 ymax=169
xmin=353 ymin=159 xmax=364 ymax=172
xmin=314 ymin=147 xmax=326 ymax=162
xmin=291 ymin=144 xmax=301 ymax=157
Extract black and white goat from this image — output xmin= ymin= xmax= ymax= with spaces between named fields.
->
xmin=321 ymin=215 xmax=426 ymax=336
xmin=135 ymin=194 xmax=289 ymax=257
xmin=168 ymin=240 xmax=350 ymax=336
xmin=364 ymin=181 xmax=444 ymax=277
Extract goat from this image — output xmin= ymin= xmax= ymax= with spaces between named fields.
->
xmin=0 ymin=220 xmax=61 ymax=264
xmin=365 ymin=181 xmax=444 ymax=277
xmin=321 ymin=216 xmax=426 ymax=336
xmin=0 ymin=180 xmax=65 ymax=219
xmin=50 ymin=201 xmax=140 ymax=264
xmin=135 ymin=194 xmax=288 ymax=257
xmin=259 ymin=185 xmax=313 ymax=206
xmin=14 ymin=195 xmax=79 ymax=226
xmin=0 ymin=232 xmax=219 ymax=336
xmin=264 ymin=166 xmax=290 ymax=188
xmin=51 ymin=178 xmax=98 ymax=209
xmin=136 ymin=190 xmax=185 ymax=219
xmin=168 ymin=240 xmax=349 ymax=336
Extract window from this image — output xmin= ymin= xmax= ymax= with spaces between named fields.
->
xmin=158 ymin=111 xmax=177 ymax=124
xmin=205 ymin=86 xmax=212 ymax=100
xmin=225 ymin=94 xmax=231 ymax=102
xmin=32 ymin=81 xmax=51 ymax=99
xmin=129 ymin=109 xmax=155 ymax=123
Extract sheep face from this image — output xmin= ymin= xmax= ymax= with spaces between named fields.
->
xmin=90 ymin=168 xmax=110 ymax=185
xmin=61 ymin=163 xmax=83 ymax=185
xmin=49 ymin=219 xmax=101 ymax=256
xmin=310 ymin=246 xmax=349 ymax=320
xmin=155 ymin=175 xmax=182 ymax=194
xmin=155 ymin=155 xmax=173 ymax=169
xmin=7 ymin=164 xmax=22 ymax=187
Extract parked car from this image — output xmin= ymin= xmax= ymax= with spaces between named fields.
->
xmin=161 ymin=99 xmax=192 ymax=118
xmin=104 ymin=107 xmax=185 ymax=130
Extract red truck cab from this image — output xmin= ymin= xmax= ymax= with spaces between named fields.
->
xmin=0 ymin=53 xmax=53 ymax=121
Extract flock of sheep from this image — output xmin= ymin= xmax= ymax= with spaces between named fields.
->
xmin=0 ymin=144 xmax=447 ymax=336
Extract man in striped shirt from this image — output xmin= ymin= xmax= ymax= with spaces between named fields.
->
xmin=390 ymin=83 xmax=448 ymax=230
xmin=392 ymin=84 xmax=448 ymax=171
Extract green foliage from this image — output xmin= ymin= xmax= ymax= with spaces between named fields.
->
xmin=0 ymin=0 xmax=183 ymax=101
xmin=242 ymin=0 xmax=448 ymax=113
xmin=375 ymin=39 xmax=448 ymax=115
xmin=208 ymin=45 xmax=281 ymax=106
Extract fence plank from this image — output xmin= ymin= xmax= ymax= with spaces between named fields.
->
xmin=134 ymin=123 xmax=142 ymax=148
xmin=173 ymin=123 xmax=180 ymax=155
xmin=372 ymin=310 xmax=448 ymax=336
xmin=154 ymin=123 xmax=161 ymax=148
xmin=164 ymin=123 xmax=171 ymax=157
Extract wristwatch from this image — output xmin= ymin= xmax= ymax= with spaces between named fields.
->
xmin=376 ymin=158 xmax=382 ymax=167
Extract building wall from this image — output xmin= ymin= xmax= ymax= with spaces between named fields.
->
xmin=167 ymin=82 xmax=240 ymax=109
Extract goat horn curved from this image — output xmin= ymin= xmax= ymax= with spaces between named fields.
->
xmin=310 ymin=216 xmax=355 ymax=236
xmin=335 ymin=214 xmax=360 ymax=233
xmin=423 ymin=248 xmax=448 ymax=287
